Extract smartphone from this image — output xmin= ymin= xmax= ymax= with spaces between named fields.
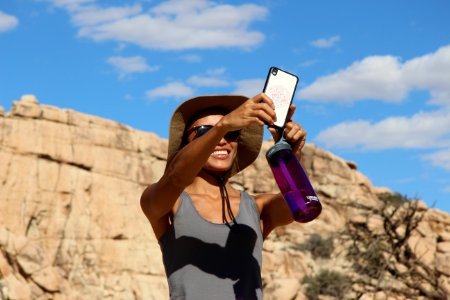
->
xmin=263 ymin=67 xmax=299 ymax=128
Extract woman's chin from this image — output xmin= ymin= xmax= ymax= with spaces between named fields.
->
xmin=204 ymin=163 xmax=232 ymax=175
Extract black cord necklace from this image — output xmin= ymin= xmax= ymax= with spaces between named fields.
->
xmin=202 ymin=169 xmax=237 ymax=226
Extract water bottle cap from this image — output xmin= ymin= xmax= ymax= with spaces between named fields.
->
xmin=266 ymin=138 xmax=293 ymax=159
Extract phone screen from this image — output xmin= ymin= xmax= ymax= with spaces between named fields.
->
xmin=263 ymin=67 xmax=299 ymax=128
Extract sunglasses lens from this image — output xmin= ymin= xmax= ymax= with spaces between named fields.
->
xmin=189 ymin=125 xmax=239 ymax=141
xmin=195 ymin=126 xmax=213 ymax=138
xmin=224 ymin=130 xmax=240 ymax=141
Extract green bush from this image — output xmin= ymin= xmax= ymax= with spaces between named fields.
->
xmin=350 ymin=239 xmax=386 ymax=278
xmin=378 ymin=192 xmax=411 ymax=207
xmin=303 ymin=269 xmax=350 ymax=300
xmin=296 ymin=233 xmax=334 ymax=259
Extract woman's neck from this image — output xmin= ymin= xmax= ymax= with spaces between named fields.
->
xmin=186 ymin=169 xmax=234 ymax=195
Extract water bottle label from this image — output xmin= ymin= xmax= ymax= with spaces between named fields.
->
xmin=306 ymin=195 xmax=319 ymax=202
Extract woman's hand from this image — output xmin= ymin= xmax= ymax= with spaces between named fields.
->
xmin=268 ymin=104 xmax=307 ymax=155
xmin=217 ymin=93 xmax=276 ymax=131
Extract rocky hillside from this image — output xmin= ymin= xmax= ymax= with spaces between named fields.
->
xmin=1 ymin=95 xmax=449 ymax=300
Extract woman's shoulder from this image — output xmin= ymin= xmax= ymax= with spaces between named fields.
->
xmin=250 ymin=192 xmax=278 ymax=214
xmin=253 ymin=192 xmax=277 ymax=201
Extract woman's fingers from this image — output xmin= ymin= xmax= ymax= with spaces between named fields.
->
xmin=284 ymin=121 xmax=307 ymax=152
xmin=221 ymin=93 xmax=279 ymax=131
xmin=253 ymin=93 xmax=275 ymax=110
xmin=286 ymin=104 xmax=296 ymax=121
xmin=284 ymin=122 xmax=294 ymax=138
xmin=268 ymin=126 xmax=280 ymax=141
xmin=254 ymin=102 xmax=276 ymax=123
xmin=221 ymin=95 xmax=275 ymax=130
xmin=254 ymin=109 xmax=275 ymax=125
xmin=285 ymin=123 xmax=303 ymax=139
xmin=245 ymin=94 xmax=276 ymax=125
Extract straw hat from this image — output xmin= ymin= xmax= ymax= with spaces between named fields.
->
xmin=167 ymin=95 xmax=264 ymax=177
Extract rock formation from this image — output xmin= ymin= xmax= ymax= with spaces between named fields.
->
xmin=0 ymin=95 xmax=449 ymax=300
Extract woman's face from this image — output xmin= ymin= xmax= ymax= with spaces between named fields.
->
xmin=186 ymin=113 xmax=238 ymax=175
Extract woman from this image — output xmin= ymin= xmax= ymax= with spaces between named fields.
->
xmin=140 ymin=93 xmax=307 ymax=300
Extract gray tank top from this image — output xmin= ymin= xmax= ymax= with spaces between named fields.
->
xmin=159 ymin=191 xmax=264 ymax=300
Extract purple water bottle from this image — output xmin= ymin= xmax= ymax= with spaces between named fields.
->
xmin=266 ymin=137 xmax=322 ymax=223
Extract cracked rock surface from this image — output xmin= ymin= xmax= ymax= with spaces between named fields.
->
xmin=1 ymin=95 xmax=449 ymax=300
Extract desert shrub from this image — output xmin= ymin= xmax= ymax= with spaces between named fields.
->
xmin=349 ymin=236 xmax=386 ymax=278
xmin=296 ymin=233 xmax=334 ymax=259
xmin=378 ymin=192 xmax=410 ymax=207
xmin=303 ymin=269 xmax=350 ymax=300
xmin=342 ymin=193 xmax=446 ymax=299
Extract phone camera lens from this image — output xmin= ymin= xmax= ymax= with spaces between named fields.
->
xmin=271 ymin=68 xmax=278 ymax=76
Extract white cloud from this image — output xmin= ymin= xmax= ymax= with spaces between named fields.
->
xmin=299 ymin=55 xmax=407 ymax=102
xmin=402 ymin=45 xmax=450 ymax=105
xmin=207 ymin=68 xmax=226 ymax=76
xmin=47 ymin=0 xmax=95 ymax=11
xmin=310 ymin=35 xmax=340 ymax=48
xmin=184 ymin=67 xmax=229 ymax=87
xmin=299 ymin=45 xmax=450 ymax=105
xmin=151 ymin=0 xmax=210 ymax=15
xmin=423 ymin=149 xmax=450 ymax=172
xmin=315 ymin=109 xmax=450 ymax=150
xmin=107 ymin=56 xmax=159 ymax=79
xmin=179 ymin=54 xmax=202 ymax=63
xmin=49 ymin=0 xmax=268 ymax=50
xmin=233 ymin=79 xmax=264 ymax=97
xmin=72 ymin=4 xmax=142 ymax=26
xmin=299 ymin=59 xmax=318 ymax=68
xmin=187 ymin=75 xmax=229 ymax=87
xmin=146 ymin=82 xmax=194 ymax=100
xmin=0 ymin=11 xmax=19 ymax=33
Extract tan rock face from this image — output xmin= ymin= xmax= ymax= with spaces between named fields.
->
xmin=1 ymin=95 xmax=449 ymax=299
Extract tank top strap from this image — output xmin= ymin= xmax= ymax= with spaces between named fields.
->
xmin=179 ymin=191 xmax=191 ymax=207
xmin=175 ymin=191 xmax=197 ymax=218
xmin=238 ymin=191 xmax=261 ymax=227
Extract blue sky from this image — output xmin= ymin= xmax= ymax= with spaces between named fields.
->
xmin=1 ymin=0 xmax=450 ymax=213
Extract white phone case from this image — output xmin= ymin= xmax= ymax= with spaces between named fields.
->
xmin=263 ymin=67 xmax=299 ymax=128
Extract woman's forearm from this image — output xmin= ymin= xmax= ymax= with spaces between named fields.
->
xmin=163 ymin=123 xmax=229 ymax=187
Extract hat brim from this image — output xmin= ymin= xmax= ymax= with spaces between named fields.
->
xmin=167 ymin=95 xmax=264 ymax=177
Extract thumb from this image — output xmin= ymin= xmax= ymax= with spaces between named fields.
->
xmin=286 ymin=104 xmax=296 ymax=121
xmin=268 ymin=126 xmax=281 ymax=141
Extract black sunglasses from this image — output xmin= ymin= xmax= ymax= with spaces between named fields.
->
xmin=186 ymin=125 xmax=240 ymax=141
